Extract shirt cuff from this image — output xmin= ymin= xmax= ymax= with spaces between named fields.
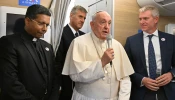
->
xmin=170 ymin=72 xmax=175 ymax=82
xmin=140 ymin=77 xmax=145 ymax=87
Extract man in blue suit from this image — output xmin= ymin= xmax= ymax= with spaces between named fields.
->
xmin=125 ymin=5 xmax=175 ymax=100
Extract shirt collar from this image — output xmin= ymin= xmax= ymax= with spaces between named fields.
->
xmin=91 ymin=32 xmax=106 ymax=43
xmin=143 ymin=29 xmax=158 ymax=38
xmin=32 ymin=38 xmax=37 ymax=41
xmin=68 ymin=24 xmax=78 ymax=35
xmin=23 ymin=30 xmax=37 ymax=41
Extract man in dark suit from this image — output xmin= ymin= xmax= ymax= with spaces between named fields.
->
xmin=55 ymin=5 xmax=87 ymax=100
xmin=124 ymin=5 xmax=175 ymax=100
xmin=0 ymin=4 xmax=59 ymax=100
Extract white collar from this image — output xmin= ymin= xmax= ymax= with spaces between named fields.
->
xmin=143 ymin=29 xmax=159 ymax=38
xmin=32 ymin=38 xmax=37 ymax=41
xmin=68 ymin=24 xmax=78 ymax=35
xmin=91 ymin=32 xmax=106 ymax=43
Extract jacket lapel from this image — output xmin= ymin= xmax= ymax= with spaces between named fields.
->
xmin=158 ymin=31 xmax=166 ymax=73
xmin=21 ymin=34 xmax=47 ymax=81
xmin=40 ymin=41 xmax=51 ymax=75
xmin=138 ymin=33 xmax=148 ymax=75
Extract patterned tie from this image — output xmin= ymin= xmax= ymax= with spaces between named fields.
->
xmin=75 ymin=32 xmax=79 ymax=37
xmin=148 ymin=35 xmax=157 ymax=79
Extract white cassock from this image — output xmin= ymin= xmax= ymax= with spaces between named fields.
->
xmin=62 ymin=32 xmax=134 ymax=100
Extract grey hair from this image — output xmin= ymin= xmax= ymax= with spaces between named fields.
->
xmin=91 ymin=10 xmax=105 ymax=21
xmin=139 ymin=5 xmax=159 ymax=17
xmin=71 ymin=5 xmax=87 ymax=14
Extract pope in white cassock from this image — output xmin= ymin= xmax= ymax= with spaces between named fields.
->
xmin=62 ymin=11 xmax=134 ymax=100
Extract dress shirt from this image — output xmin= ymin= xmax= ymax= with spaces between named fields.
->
xmin=141 ymin=30 xmax=162 ymax=87
xmin=68 ymin=24 xmax=79 ymax=37
xmin=143 ymin=30 xmax=162 ymax=76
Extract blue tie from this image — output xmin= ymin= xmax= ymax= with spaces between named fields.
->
xmin=148 ymin=35 xmax=157 ymax=79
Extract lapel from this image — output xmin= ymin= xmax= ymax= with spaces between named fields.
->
xmin=78 ymin=30 xmax=85 ymax=36
xmin=137 ymin=33 xmax=148 ymax=75
xmin=39 ymin=40 xmax=51 ymax=76
xmin=66 ymin=24 xmax=76 ymax=40
xmin=158 ymin=31 xmax=167 ymax=73
xmin=21 ymin=33 xmax=47 ymax=81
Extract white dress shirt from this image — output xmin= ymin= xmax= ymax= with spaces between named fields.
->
xmin=143 ymin=30 xmax=162 ymax=76
xmin=68 ymin=24 xmax=79 ymax=36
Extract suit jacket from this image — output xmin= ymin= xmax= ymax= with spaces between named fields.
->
xmin=55 ymin=24 xmax=85 ymax=100
xmin=0 ymin=31 xmax=59 ymax=100
xmin=124 ymin=31 xmax=175 ymax=100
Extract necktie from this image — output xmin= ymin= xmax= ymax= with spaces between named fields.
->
xmin=75 ymin=32 xmax=79 ymax=37
xmin=148 ymin=35 xmax=157 ymax=79
xmin=33 ymin=40 xmax=47 ymax=73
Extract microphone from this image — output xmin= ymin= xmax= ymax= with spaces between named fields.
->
xmin=107 ymin=34 xmax=112 ymax=66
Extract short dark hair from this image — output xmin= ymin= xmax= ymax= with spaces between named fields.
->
xmin=25 ymin=4 xmax=51 ymax=19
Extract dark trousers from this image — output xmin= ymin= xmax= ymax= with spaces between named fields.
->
xmin=144 ymin=87 xmax=167 ymax=100
xmin=59 ymin=75 xmax=74 ymax=100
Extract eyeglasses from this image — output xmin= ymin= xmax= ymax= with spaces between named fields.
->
xmin=30 ymin=18 xmax=50 ymax=28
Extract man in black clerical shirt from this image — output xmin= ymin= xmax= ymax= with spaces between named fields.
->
xmin=0 ymin=4 xmax=59 ymax=100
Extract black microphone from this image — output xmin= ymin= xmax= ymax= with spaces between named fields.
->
xmin=107 ymin=34 xmax=112 ymax=66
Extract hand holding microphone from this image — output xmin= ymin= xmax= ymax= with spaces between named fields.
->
xmin=107 ymin=34 xmax=113 ymax=66
xmin=101 ymin=34 xmax=114 ymax=67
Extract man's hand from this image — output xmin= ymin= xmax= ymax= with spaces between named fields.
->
xmin=156 ymin=72 xmax=173 ymax=87
xmin=101 ymin=48 xmax=114 ymax=67
xmin=142 ymin=77 xmax=159 ymax=91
